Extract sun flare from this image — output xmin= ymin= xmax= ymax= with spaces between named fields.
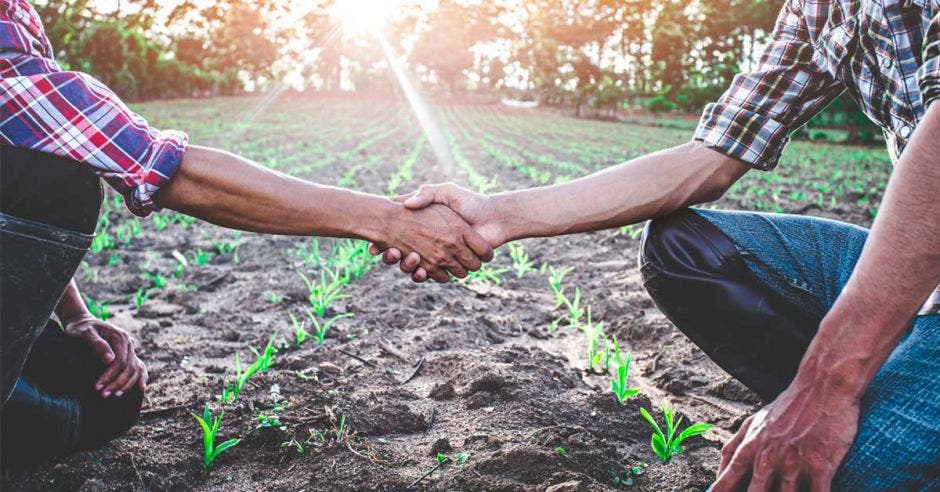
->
xmin=331 ymin=0 xmax=398 ymax=34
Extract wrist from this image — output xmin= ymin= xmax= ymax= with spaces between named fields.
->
xmin=352 ymin=196 xmax=399 ymax=244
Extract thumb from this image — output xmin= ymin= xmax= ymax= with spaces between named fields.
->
xmin=403 ymin=188 xmax=437 ymax=209
xmin=84 ymin=330 xmax=116 ymax=364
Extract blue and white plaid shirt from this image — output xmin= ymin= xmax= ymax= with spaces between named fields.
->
xmin=696 ymin=0 xmax=940 ymax=167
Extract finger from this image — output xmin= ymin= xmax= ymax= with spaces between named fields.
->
xmin=463 ymin=229 xmax=495 ymax=262
xmin=82 ymin=330 xmax=115 ymax=364
xmin=777 ymin=471 xmax=800 ymax=492
xmin=411 ymin=267 xmax=428 ymax=283
xmin=390 ymin=191 xmax=416 ymax=203
xmin=104 ymin=348 xmax=137 ymax=397
xmin=383 ymin=248 xmax=402 ymax=265
xmin=746 ymin=452 xmax=775 ymax=492
xmin=138 ymin=362 xmax=149 ymax=391
xmin=453 ymin=243 xmax=483 ymax=272
xmin=400 ymin=252 xmax=421 ymax=273
xmin=712 ymin=444 xmax=756 ymax=492
xmin=423 ymin=263 xmax=451 ymax=283
xmin=95 ymin=331 xmax=130 ymax=394
xmin=718 ymin=416 xmax=754 ymax=475
xmin=442 ymin=257 xmax=468 ymax=279
xmin=117 ymin=358 xmax=144 ymax=396
xmin=806 ymin=466 xmax=836 ymax=492
xmin=368 ymin=243 xmax=382 ymax=255
xmin=403 ymin=186 xmax=439 ymax=209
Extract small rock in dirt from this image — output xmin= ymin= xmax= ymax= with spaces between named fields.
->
xmin=429 ymin=382 xmax=455 ymax=400
xmin=204 ymin=365 xmax=226 ymax=374
xmin=429 ymin=438 xmax=453 ymax=455
xmin=136 ymin=300 xmax=183 ymax=319
xmin=158 ymin=319 xmax=173 ymax=327
xmin=78 ymin=478 xmax=107 ymax=492
xmin=545 ymin=480 xmax=583 ymax=492
xmin=220 ymin=329 xmax=240 ymax=342
xmin=319 ymin=362 xmax=343 ymax=375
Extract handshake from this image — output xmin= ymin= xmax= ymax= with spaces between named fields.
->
xmin=367 ymin=182 xmax=509 ymax=283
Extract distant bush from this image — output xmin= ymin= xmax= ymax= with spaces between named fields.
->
xmin=646 ymin=95 xmax=677 ymax=115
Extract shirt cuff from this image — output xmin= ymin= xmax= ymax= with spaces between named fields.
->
xmin=693 ymin=102 xmax=791 ymax=170
xmin=125 ymin=129 xmax=188 ymax=216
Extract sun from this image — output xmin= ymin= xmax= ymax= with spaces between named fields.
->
xmin=331 ymin=0 xmax=398 ymax=34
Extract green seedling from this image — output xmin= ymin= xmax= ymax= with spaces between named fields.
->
xmin=134 ymin=288 xmax=150 ymax=309
xmin=583 ymin=307 xmax=609 ymax=371
xmin=255 ymin=400 xmax=287 ymax=429
xmin=459 ymin=256 xmax=510 ymax=285
xmin=152 ymin=213 xmax=171 ymax=231
xmin=508 ymin=242 xmax=537 ymax=278
xmin=639 ymin=406 xmax=713 ymax=464
xmin=289 ymin=312 xmax=309 ymax=345
xmin=554 ymin=446 xmax=567 ymax=456
xmin=192 ymin=404 xmax=240 ymax=471
xmin=83 ymin=294 xmax=111 ymax=321
xmin=304 ymin=308 xmax=353 ymax=347
xmin=190 ymin=248 xmax=214 ymax=266
xmin=265 ymin=293 xmax=284 ymax=304
xmin=213 ymin=238 xmax=240 ymax=263
xmin=142 ymin=271 xmax=168 ymax=289
xmin=220 ymin=333 xmax=277 ymax=403
xmin=609 ymin=465 xmax=644 ymax=488
xmin=548 ymin=266 xmax=574 ymax=307
xmin=610 ymin=337 xmax=641 ymax=403
xmin=172 ymin=250 xmax=188 ymax=277
xmin=298 ymin=267 xmax=349 ymax=317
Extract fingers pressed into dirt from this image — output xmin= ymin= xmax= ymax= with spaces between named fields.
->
xmin=400 ymin=252 xmax=421 ymax=273
xmin=411 ymin=267 xmax=428 ymax=283
xmin=382 ymin=248 xmax=402 ymax=264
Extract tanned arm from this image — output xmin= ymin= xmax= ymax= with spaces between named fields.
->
xmin=712 ymin=102 xmax=940 ymax=490
xmin=371 ymin=141 xmax=748 ymax=280
xmin=155 ymin=145 xmax=493 ymax=281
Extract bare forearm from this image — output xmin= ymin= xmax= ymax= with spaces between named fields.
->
xmin=155 ymin=145 xmax=395 ymax=241
xmin=55 ymin=279 xmax=91 ymax=323
xmin=796 ymin=104 xmax=940 ymax=399
xmin=489 ymin=141 xmax=748 ymax=241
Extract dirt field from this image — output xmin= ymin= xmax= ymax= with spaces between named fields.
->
xmin=2 ymin=94 xmax=892 ymax=491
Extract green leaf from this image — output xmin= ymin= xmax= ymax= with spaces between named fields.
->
xmin=651 ymin=433 xmax=669 ymax=463
xmin=639 ymin=407 xmax=663 ymax=438
xmin=676 ymin=422 xmax=714 ymax=444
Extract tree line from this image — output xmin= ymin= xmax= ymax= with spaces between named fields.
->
xmin=34 ymin=0 xmax=874 ymax=140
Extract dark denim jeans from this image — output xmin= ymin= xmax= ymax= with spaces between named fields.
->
xmin=1 ymin=146 xmax=142 ymax=463
xmin=640 ymin=208 xmax=939 ymax=491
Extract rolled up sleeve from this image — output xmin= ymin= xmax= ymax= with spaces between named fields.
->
xmin=694 ymin=0 xmax=844 ymax=170
xmin=1 ymin=70 xmax=188 ymax=216
xmin=918 ymin=10 xmax=940 ymax=109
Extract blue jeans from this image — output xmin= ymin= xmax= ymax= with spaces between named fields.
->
xmin=640 ymin=208 xmax=939 ymax=491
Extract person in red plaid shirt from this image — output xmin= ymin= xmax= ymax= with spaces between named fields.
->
xmin=0 ymin=0 xmax=493 ymax=464
xmin=375 ymin=0 xmax=940 ymax=490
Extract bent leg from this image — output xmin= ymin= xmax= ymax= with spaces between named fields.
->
xmin=639 ymin=208 xmax=940 ymax=490
xmin=1 ymin=320 xmax=143 ymax=463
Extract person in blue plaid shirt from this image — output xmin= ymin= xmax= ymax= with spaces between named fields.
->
xmin=375 ymin=0 xmax=940 ymax=490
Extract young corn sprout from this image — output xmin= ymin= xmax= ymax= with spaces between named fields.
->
xmin=134 ymin=288 xmax=150 ymax=309
xmin=82 ymin=294 xmax=111 ymax=321
xmin=459 ymin=253 xmax=509 ymax=285
xmin=141 ymin=271 xmax=168 ymax=290
xmin=508 ymin=242 xmax=537 ymax=278
xmin=583 ymin=307 xmax=609 ymax=372
xmin=547 ymin=266 xmax=574 ymax=307
xmin=171 ymin=250 xmax=188 ymax=278
xmin=192 ymin=404 xmax=240 ymax=471
xmin=303 ymin=308 xmax=354 ymax=347
xmin=297 ymin=267 xmax=349 ymax=317
xmin=610 ymin=337 xmax=641 ymax=403
xmin=289 ymin=312 xmax=309 ymax=345
xmin=639 ymin=406 xmax=713 ymax=464
xmin=220 ymin=333 xmax=277 ymax=403
xmin=213 ymin=236 xmax=241 ymax=263
xmin=189 ymin=248 xmax=214 ymax=266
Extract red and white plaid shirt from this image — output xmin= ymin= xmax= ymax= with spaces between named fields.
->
xmin=696 ymin=0 xmax=940 ymax=167
xmin=0 ymin=0 xmax=188 ymax=216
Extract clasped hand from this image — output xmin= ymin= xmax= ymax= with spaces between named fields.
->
xmin=370 ymin=183 xmax=505 ymax=282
